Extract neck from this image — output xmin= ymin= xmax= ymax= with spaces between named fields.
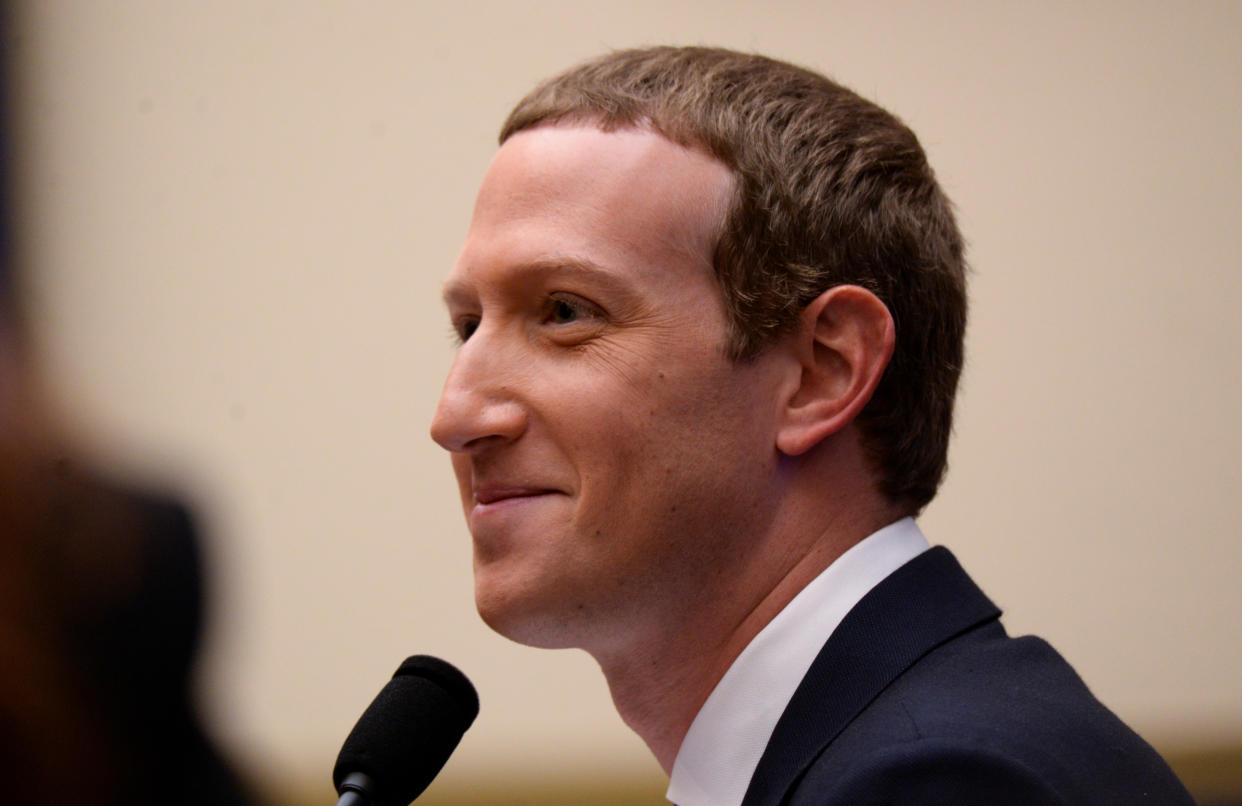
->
xmin=590 ymin=466 xmax=906 ymax=772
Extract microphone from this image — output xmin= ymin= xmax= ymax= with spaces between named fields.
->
xmin=333 ymin=655 xmax=479 ymax=806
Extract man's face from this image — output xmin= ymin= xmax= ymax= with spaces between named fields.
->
xmin=431 ymin=125 xmax=786 ymax=652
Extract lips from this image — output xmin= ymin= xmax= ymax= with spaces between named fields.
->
xmin=472 ymin=486 xmax=560 ymax=506
xmin=467 ymin=486 xmax=563 ymax=534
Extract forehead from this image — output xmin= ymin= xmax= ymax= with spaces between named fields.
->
xmin=447 ymin=124 xmax=734 ymax=298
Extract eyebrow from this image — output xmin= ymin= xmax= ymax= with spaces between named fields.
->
xmin=441 ymin=255 xmax=636 ymax=307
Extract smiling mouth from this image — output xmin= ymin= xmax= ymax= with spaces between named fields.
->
xmin=473 ymin=487 xmax=559 ymax=506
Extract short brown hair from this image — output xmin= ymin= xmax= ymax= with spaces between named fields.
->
xmin=502 ymin=46 xmax=966 ymax=512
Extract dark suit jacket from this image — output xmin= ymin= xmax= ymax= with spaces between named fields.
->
xmin=740 ymin=548 xmax=1195 ymax=805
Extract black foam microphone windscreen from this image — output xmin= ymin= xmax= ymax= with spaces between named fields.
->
xmin=333 ymin=655 xmax=479 ymax=806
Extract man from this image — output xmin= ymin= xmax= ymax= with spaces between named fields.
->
xmin=431 ymin=47 xmax=1192 ymax=804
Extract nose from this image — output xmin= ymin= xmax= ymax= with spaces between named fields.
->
xmin=430 ymin=334 xmax=528 ymax=454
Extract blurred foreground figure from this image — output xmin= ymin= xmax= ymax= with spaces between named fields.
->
xmin=431 ymin=47 xmax=1194 ymax=804
xmin=1 ymin=24 xmax=254 ymax=803
xmin=0 ymin=432 xmax=255 ymax=806
xmin=1 ymin=242 xmax=255 ymax=806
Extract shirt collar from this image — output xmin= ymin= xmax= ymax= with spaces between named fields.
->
xmin=665 ymin=517 xmax=929 ymax=806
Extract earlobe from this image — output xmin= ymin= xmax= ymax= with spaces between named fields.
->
xmin=775 ymin=285 xmax=895 ymax=457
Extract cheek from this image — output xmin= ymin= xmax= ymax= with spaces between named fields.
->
xmin=547 ymin=347 xmax=769 ymax=494
xmin=628 ymin=367 xmax=778 ymax=492
xmin=569 ymin=377 xmax=717 ymax=507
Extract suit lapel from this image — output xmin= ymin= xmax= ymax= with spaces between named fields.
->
xmin=740 ymin=547 xmax=1001 ymax=806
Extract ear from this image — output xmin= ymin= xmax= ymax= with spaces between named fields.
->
xmin=776 ymin=285 xmax=895 ymax=457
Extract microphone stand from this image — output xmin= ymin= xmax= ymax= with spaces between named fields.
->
xmin=334 ymin=771 xmax=377 ymax=806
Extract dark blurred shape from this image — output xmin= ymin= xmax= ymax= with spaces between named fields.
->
xmin=1 ymin=5 xmax=256 ymax=804
xmin=1 ymin=449 xmax=258 ymax=806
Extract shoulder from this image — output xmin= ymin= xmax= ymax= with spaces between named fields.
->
xmin=790 ymin=737 xmax=1069 ymax=806
xmin=786 ymin=627 xmax=1195 ymax=805
xmin=748 ymin=552 xmax=1193 ymax=806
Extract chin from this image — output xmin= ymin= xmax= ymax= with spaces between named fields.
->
xmin=473 ymin=583 xmax=585 ymax=650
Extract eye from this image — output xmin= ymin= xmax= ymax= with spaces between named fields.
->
xmin=544 ymin=293 xmax=602 ymax=327
xmin=451 ymin=316 xmax=479 ymax=343
xmin=550 ymin=297 xmax=580 ymax=324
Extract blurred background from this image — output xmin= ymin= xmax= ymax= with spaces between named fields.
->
xmin=3 ymin=1 xmax=1239 ymax=804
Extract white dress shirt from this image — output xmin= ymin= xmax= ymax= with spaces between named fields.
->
xmin=665 ymin=517 xmax=930 ymax=806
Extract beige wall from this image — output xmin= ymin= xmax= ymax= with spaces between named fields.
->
xmin=11 ymin=0 xmax=1241 ymax=796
